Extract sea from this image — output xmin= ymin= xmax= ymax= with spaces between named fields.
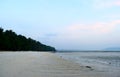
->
xmin=56 ymin=51 xmax=120 ymax=71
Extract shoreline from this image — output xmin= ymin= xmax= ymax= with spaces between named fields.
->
xmin=0 ymin=52 xmax=119 ymax=77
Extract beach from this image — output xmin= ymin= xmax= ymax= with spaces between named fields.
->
xmin=0 ymin=52 xmax=120 ymax=77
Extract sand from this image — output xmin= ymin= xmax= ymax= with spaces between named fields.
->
xmin=0 ymin=52 xmax=119 ymax=77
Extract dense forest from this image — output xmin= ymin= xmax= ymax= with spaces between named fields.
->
xmin=0 ymin=27 xmax=56 ymax=51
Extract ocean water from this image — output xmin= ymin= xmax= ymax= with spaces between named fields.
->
xmin=56 ymin=52 xmax=120 ymax=69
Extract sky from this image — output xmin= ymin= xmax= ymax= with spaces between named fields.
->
xmin=0 ymin=0 xmax=120 ymax=50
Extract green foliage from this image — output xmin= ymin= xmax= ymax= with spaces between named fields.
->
xmin=0 ymin=27 xmax=56 ymax=51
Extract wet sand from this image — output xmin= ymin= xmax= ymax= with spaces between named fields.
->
xmin=0 ymin=52 xmax=119 ymax=77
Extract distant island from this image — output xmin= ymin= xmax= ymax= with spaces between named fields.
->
xmin=0 ymin=27 xmax=56 ymax=52
xmin=104 ymin=47 xmax=120 ymax=51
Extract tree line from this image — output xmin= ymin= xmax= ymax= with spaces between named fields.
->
xmin=0 ymin=27 xmax=56 ymax=51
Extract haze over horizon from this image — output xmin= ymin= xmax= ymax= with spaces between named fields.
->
xmin=0 ymin=0 xmax=120 ymax=50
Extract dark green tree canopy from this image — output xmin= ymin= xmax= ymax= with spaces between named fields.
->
xmin=0 ymin=27 xmax=56 ymax=51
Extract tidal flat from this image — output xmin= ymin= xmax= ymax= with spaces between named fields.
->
xmin=0 ymin=52 xmax=120 ymax=77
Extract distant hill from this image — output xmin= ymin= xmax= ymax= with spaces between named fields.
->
xmin=0 ymin=27 xmax=56 ymax=52
xmin=104 ymin=47 xmax=120 ymax=51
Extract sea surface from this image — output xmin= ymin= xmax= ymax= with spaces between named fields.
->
xmin=56 ymin=51 xmax=120 ymax=70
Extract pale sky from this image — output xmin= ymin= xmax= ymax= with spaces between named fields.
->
xmin=0 ymin=0 xmax=120 ymax=50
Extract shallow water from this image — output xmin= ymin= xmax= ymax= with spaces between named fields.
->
xmin=56 ymin=52 xmax=120 ymax=69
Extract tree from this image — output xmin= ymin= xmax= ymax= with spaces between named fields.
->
xmin=0 ymin=28 xmax=4 ymax=50
xmin=0 ymin=27 xmax=56 ymax=51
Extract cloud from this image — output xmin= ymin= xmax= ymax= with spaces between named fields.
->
xmin=40 ymin=20 xmax=120 ymax=50
xmin=66 ymin=20 xmax=120 ymax=35
xmin=45 ymin=33 xmax=58 ymax=37
xmin=93 ymin=0 xmax=120 ymax=9
xmin=54 ymin=20 xmax=120 ymax=42
xmin=103 ymin=14 xmax=120 ymax=19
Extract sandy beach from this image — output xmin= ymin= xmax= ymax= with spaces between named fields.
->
xmin=0 ymin=52 xmax=119 ymax=77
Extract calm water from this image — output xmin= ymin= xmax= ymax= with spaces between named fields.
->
xmin=56 ymin=52 xmax=120 ymax=68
